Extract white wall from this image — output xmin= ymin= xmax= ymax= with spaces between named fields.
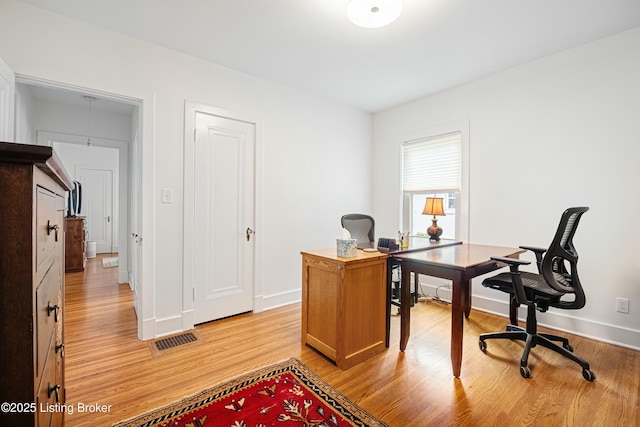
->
xmin=0 ymin=0 xmax=372 ymax=338
xmin=33 ymin=97 xmax=133 ymax=142
xmin=373 ymin=27 xmax=640 ymax=348
xmin=14 ymin=83 xmax=34 ymax=143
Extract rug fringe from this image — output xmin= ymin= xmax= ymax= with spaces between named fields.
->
xmin=112 ymin=358 xmax=387 ymax=427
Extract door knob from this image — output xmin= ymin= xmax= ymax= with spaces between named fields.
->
xmin=246 ymin=228 xmax=254 ymax=241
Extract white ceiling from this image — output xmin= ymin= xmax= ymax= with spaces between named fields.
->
xmin=16 ymin=0 xmax=640 ymax=112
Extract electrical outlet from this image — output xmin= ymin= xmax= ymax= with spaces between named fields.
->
xmin=616 ymin=297 xmax=629 ymax=314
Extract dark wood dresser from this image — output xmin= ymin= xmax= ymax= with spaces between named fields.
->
xmin=65 ymin=217 xmax=87 ymax=272
xmin=0 ymin=141 xmax=73 ymax=427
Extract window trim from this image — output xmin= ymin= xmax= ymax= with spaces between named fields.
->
xmin=399 ymin=120 xmax=469 ymax=241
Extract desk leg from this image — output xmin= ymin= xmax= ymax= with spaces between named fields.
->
xmin=399 ymin=262 xmax=411 ymax=351
xmin=385 ymin=258 xmax=394 ymax=348
xmin=464 ymin=279 xmax=472 ymax=318
xmin=450 ymin=276 xmax=466 ymax=378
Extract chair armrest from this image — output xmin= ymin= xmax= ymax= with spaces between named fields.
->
xmin=490 ymin=256 xmax=531 ymax=267
xmin=519 ymin=245 xmax=546 ymax=254
xmin=519 ymin=246 xmax=546 ymax=273
xmin=490 ymin=256 xmax=531 ymax=305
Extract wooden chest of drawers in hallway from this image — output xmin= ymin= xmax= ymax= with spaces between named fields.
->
xmin=0 ymin=141 xmax=73 ymax=427
xmin=65 ymin=217 xmax=87 ymax=272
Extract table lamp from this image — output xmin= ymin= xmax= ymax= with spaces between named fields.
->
xmin=422 ymin=197 xmax=445 ymax=241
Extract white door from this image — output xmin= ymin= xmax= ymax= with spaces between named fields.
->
xmin=79 ymin=167 xmax=114 ymax=254
xmin=189 ymin=110 xmax=255 ymax=324
xmin=0 ymin=56 xmax=15 ymax=141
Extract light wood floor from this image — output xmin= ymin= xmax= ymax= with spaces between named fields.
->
xmin=64 ymin=255 xmax=639 ymax=427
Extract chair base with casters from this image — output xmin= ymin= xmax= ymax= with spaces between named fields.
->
xmin=479 ymin=299 xmax=595 ymax=381
xmin=478 ymin=207 xmax=595 ymax=381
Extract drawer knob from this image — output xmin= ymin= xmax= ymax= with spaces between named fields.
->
xmin=47 ymin=303 xmax=60 ymax=322
xmin=48 ymin=383 xmax=61 ymax=402
xmin=56 ymin=343 xmax=65 ymax=358
xmin=47 ymin=221 xmax=60 ymax=242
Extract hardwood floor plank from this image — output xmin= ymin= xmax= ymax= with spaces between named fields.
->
xmin=64 ymin=255 xmax=639 ymax=426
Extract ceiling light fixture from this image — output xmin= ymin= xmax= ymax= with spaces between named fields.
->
xmin=347 ymin=0 xmax=403 ymax=29
xmin=83 ymin=95 xmax=97 ymax=147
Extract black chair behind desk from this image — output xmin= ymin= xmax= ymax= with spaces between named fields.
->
xmin=340 ymin=213 xmax=375 ymax=247
xmin=479 ymin=207 xmax=595 ymax=381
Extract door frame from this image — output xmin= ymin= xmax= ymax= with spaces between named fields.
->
xmin=76 ymin=165 xmax=116 ymax=254
xmin=182 ymin=101 xmax=264 ymax=330
xmin=22 ymin=75 xmax=147 ymax=340
xmin=38 ymin=132 xmax=127 ymax=278
xmin=0 ymin=56 xmax=15 ymax=141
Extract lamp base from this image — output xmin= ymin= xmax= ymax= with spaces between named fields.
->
xmin=427 ymin=218 xmax=442 ymax=241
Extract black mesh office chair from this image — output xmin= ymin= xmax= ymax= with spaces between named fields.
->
xmin=478 ymin=207 xmax=595 ymax=381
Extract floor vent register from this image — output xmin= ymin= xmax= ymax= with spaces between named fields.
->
xmin=154 ymin=332 xmax=198 ymax=351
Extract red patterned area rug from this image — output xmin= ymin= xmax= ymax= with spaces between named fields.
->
xmin=113 ymin=358 xmax=387 ymax=427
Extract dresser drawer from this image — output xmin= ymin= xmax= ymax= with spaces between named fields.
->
xmin=36 ymin=336 xmax=62 ymax=427
xmin=35 ymin=262 xmax=61 ymax=379
xmin=36 ymin=187 xmax=61 ymax=280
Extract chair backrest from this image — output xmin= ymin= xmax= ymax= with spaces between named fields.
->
xmin=341 ymin=214 xmax=375 ymax=244
xmin=541 ymin=207 xmax=589 ymax=309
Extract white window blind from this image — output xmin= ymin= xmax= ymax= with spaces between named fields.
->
xmin=402 ymin=131 xmax=461 ymax=193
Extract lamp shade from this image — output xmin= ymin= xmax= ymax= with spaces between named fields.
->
xmin=422 ymin=197 xmax=445 ymax=216
xmin=347 ymin=0 xmax=403 ymax=28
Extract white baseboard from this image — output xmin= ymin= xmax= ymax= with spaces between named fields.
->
xmin=142 ymin=282 xmax=639 ymax=349
xmin=142 ymin=291 xmax=302 ymax=340
xmin=152 ymin=315 xmax=186 ymax=338
xmin=118 ymin=270 xmax=128 ymax=284
xmin=181 ymin=309 xmax=195 ymax=331
xmin=254 ymin=289 xmax=301 ymax=313
xmin=141 ymin=317 xmax=156 ymax=341
xmin=417 ymin=281 xmax=640 ymax=350
xmin=475 ymin=295 xmax=640 ymax=351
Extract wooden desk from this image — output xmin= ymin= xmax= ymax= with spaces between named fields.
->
xmin=393 ymin=244 xmax=524 ymax=378
xmin=301 ymin=248 xmax=388 ymax=369
xmin=384 ymin=237 xmax=462 ymax=346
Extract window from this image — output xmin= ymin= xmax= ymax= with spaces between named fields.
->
xmin=401 ymin=123 xmax=469 ymax=241
xmin=408 ymin=193 xmax=457 ymax=239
